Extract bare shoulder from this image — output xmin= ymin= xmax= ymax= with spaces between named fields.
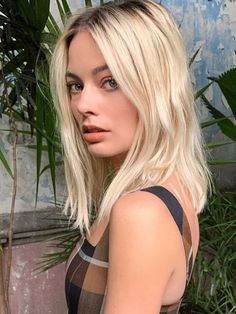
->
xmin=109 ymin=190 xmax=183 ymax=246
xmin=110 ymin=186 xmax=199 ymax=262
xmin=104 ymin=190 xmax=186 ymax=313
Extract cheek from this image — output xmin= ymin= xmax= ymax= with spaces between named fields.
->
xmin=70 ymin=102 xmax=80 ymax=121
xmin=70 ymin=103 xmax=83 ymax=130
xmin=115 ymin=107 xmax=138 ymax=140
xmin=117 ymin=98 xmax=138 ymax=123
xmin=70 ymin=100 xmax=77 ymax=115
xmin=126 ymin=106 xmax=139 ymax=131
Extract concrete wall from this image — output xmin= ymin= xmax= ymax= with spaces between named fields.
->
xmin=3 ymin=242 xmax=67 ymax=314
xmin=163 ymin=0 xmax=236 ymax=189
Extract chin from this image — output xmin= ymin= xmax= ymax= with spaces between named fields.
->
xmin=87 ymin=145 xmax=127 ymax=160
xmin=87 ymin=146 xmax=113 ymax=158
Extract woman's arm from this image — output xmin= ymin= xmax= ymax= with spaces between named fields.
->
xmin=104 ymin=191 xmax=185 ymax=314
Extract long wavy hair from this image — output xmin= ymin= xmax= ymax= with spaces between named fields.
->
xmin=50 ymin=0 xmax=211 ymax=234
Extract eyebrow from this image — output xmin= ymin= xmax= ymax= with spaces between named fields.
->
xmin=65 ymin=64 xmax=110 ymax=80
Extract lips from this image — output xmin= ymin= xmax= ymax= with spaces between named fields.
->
xmin=82 ymin=125 xmax=109 ymax=143
xmin=82 ymin=125 xmax=107 ymax=134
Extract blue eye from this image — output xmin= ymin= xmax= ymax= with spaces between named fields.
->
xmin=103 ymin=78 xmax=118 ymax=90
xmin=66 ymin=82 xmax=82 ymax=94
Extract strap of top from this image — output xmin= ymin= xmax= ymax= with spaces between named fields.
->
xmin=141 ymin=185 xmax=193 ymax=282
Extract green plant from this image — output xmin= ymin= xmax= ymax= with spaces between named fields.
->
xmin=35 ymin=218 xmax=81 ymax=272
xmin=0 ymin=0 xmax=111 ymax=201
xmin=0 ymin=0 xmax=106 ymax=246
xmin=203 ymin=68 xmax=236 ymax=142
xmin=199 ymin=68 xmax=236 ymax=165
xmin=181 ymin=186 xmax=236 ymax=313
xmin=187 ymin=46 xmax=236 ymax=164
xmin=0 ymin=0 xmax=61 ymax=200
xmin=0 ymin=1 xmax=72 ymax=311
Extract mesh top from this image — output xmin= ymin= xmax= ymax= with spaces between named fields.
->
xmin=65 ymin=186 xmax=193 ymax=314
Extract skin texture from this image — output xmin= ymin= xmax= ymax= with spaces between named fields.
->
xmin=67 ymin=31 xmax=200 ymax=313
xmin=67 ymin=31 xmax=138 ymax=166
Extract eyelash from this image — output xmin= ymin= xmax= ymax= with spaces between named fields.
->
xmin=66 ymin=78 xmax=118 ymax=95
xmin=66 ymin=82 xmax=81 ymax=94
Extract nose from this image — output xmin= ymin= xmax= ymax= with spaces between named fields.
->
xmin=75 ymin=85 xmax=98 ymax=117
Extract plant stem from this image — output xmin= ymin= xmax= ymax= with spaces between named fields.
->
xmin=1 ymin=58 xmax=18 ymax=314
xmin=0 ymin=246 xmax=8 ymax=314
xmin=5 ymin=121 xmax=18 ymax=313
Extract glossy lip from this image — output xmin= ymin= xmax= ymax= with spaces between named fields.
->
xmin=82 ymin=124 xmax=110 ymax=144
xmin=82 ymin=124 xmax=108 ymax=134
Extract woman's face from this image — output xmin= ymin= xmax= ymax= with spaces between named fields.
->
xmin=66 ymin=31 xmax=138 ymax=165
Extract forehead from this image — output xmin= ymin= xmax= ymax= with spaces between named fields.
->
xmin=67 ymin=31 xmax=106 ymax=72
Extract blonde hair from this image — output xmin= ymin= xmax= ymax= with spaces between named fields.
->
xmin=51 ymin=0 xmax=211 ymax=234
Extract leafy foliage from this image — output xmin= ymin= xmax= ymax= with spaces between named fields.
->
xmin=0 ymin=147 xmax=13 ymax=178
xmin=181 ymin=187 xmax=236 ymax=313
xmin=0 ymin=0 xmax=62 ymax=200
xmin=0 ymin=0 xmax=50 ymax=117
xmin=203 ymin=68 xmax=236 ymax=142
xmin=190 ymin=50 xmax=236 ymax=163
xmin=35 ymin=217 xmax=81 ymax=272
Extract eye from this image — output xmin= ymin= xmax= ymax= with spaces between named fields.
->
xmin=103 ymin=78 xmax=118 ymax=90
xmin=66 ymin=82 xmax=82 ymax=95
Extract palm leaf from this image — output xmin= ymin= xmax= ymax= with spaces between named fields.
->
xmin=209 ymin=68 xmax=236 ymax=117
xmin=201 ymin=117 xmax=229 ymax=129
xmin=189 ymin=47 xmax=201 ymax=67
xmin=208 ymin=159 xmax=236 ymax=165
xmin=201 ymin=94 xmax=236 ymax=141
xmin=205 ymin=141 xmax=235 ymax=150
xmin=55 ymin=0 xmax=71 ymax=25
xmin=56 ymin=0 xmax=67 ymax=25
xmin=195 ymin=82 xmax=212 ymax=100
xmin=40 ymin=161 xmax=63 ymax=176
xmin=0 ymin=147 xmax=13 ymax=178
xmin=35 ymin=228 xmax=81 ymax=272
xmin=46 ymin=12 xmax=61 ymax=36
xmin=35 ymin=88 xmax=44 ymax=203
xmin=61 ymin=0 xmax=71 ymax=16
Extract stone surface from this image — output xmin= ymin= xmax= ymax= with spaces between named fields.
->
xmin=0 ymin=208 xmax=67 ymax=240
xmin=3 ymin=242 xmax=67 ymax=314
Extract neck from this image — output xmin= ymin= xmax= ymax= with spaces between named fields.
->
xmin=111 ymin=153 xmax=127 ymax=172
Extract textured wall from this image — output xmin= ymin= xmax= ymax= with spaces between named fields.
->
xmin=3 ymin=242 xmax=67 ymax=314
xmin=161 ymin=0 xmax=236 ymax=188
xmin=0 ymin=115 xmax=66 ymax=215
xmin=162 ymin=0 xmax=236 ymax=116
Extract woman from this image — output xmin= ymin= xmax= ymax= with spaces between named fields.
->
xmin=51 ymin=1 xmax=211 ymax=313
